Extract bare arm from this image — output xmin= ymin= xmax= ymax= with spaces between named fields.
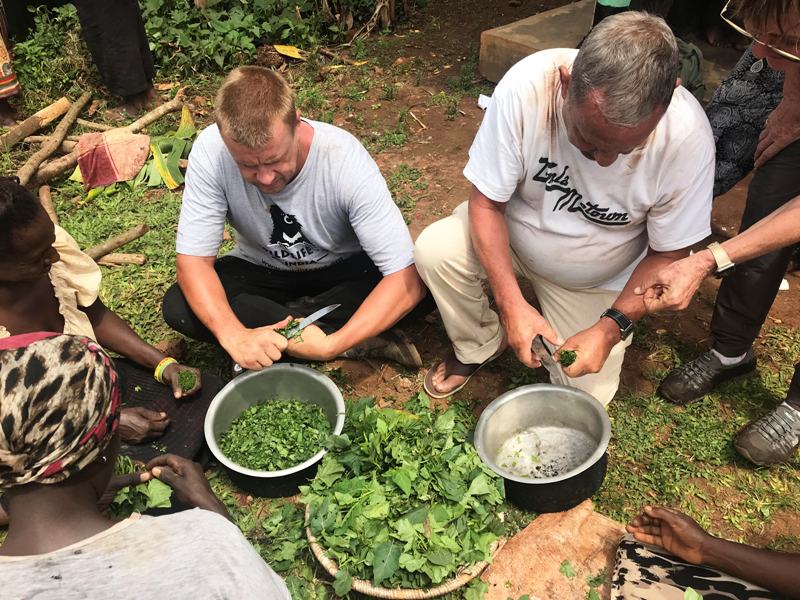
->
xmin=560 ymin=247 xmax=689 ymax=377
xmin=636 ymin=194 xmax=800 ymax=312
xmin=469 ymin=186 xmax=560 ymax=367
xmin=628 ymin=506 xmax=800 ymax=599
xmin=288 ymin=265 xmax=426 ymax=360
xmin=83 ymin=299 xmax=166 ymax=369
xmin=83 ymin=298 xmax=202 ymax=399
xmin=176 ymin=254 xmax=288 ymax=369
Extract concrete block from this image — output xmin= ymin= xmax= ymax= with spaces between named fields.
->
xmin=479 ymin=0 xmax=594 ymax=83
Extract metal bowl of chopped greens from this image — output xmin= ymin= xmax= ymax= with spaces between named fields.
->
xmin=204 ymin=363 xmax=345 ymax=497
xmin=474 ymin=384 xmax=610 ymax=513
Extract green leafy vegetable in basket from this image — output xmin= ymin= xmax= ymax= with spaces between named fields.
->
xmin=300 ymin=394 xmax=505 ymax=593
xmin=108 ymin=456 xmax=172 ymax=518
xmin=219 ymin=399 xmax=331 ymax=471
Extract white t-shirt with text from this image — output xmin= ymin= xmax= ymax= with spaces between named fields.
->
xmin=464 ymin=49 xmax=714 ymax=291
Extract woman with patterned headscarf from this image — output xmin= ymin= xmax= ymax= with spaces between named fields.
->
xmin=0 ymin=177 xmax=222 ymax=473
xmin=0 ymin=333 xmax=290 ymax=599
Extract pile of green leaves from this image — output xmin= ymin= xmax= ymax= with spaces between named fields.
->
xmin=300 ymin=394 xmax=505 ymax=594
xmin=219 ymin=399 xmax=331 ymax=471
xmin=108 ymin=456 xmax=172 ymax=518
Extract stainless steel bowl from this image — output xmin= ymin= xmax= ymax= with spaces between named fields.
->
xmin=474 ymin=384 xmax=611 ymax=512
xmin=204 ymin=363 xmax=345 ymax=497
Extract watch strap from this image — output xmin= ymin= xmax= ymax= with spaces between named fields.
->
xmin=601 ymin=307 xmax=634 ymax=340
xmin=706 ymin=242 xmax=734 ymax=273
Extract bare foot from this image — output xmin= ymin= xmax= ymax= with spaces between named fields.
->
xmin=0 ymin=98 xmax=18 ymax=127
xmin=426 ymin=354 xmax=477 ymax=397
xmin=121 ymin=85 xmax=160 ymax=116
xmin=424 ymin=341 xmax=507 ymax=398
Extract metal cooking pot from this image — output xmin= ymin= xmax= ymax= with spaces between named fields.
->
xmin=474 ymin=384 xmax=611 ymax=513
xmin=204 ymin=363 xmax=345 ymax=497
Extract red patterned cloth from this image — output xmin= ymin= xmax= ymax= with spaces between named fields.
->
xmin=74 ymin=129 xmax=150 ymax=189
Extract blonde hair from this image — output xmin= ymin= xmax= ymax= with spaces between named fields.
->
xmin=215 ymin=66 xmax=298 ymax=148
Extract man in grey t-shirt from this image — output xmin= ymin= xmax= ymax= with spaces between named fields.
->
xmin=162 ymin=66 xmax=427 ymax=370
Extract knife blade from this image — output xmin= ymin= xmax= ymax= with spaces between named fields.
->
xmin=284 ymin=303 xmax=341 ymax=339
xmin=531 ymin=335 xmax=561 ymax=377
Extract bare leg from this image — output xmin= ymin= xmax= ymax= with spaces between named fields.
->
xmin=0 ymin=98 xmax=18 ymax=127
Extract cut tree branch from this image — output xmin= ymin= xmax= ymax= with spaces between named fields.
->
xmin=0 ymin=97 xmax=71 ymax=152
xmin=85 ymin=224 xmax=150 ymax=260
xmin=38 ymin=185 xmax=58 ymax=225
xmin=77 ymin=118 xmax=113 ymax=131
xmin=97 ymin=252 xmax=147 ymax=266
xmin=24 ymin=135 xmax=81 ymax=144
xmin=17 ymin=91 xmax=92 ymax=186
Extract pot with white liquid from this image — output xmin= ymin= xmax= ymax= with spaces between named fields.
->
xmin=474 ymin=384 xmax=611 ymax=513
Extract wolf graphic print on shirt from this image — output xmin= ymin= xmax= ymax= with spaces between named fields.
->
xmin=263 ymin=204 xmax=329 ymax=269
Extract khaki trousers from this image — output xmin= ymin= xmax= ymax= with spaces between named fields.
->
xmin=414 ymin=202 xmax=631 ymax=407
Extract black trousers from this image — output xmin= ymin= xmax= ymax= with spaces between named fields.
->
xmin=163 ymin=253 xmax=432 ymax=343
xmin=710 ymin=140 xmax=800 ymax=357
xmin=73 ymin=0 xmax=155 ymax=98
xmin=786 ymin=364 xmax=800 ymax=411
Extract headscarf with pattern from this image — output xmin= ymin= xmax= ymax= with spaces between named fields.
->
xmin=0 ymin=332 xmax=120 ymax=489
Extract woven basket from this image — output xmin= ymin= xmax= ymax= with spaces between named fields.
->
xmin=304 ymin=504 xmax=506 ymax=599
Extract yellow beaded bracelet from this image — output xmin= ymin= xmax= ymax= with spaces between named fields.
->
xmin=154 ymin=357 xmax=178 ymax=383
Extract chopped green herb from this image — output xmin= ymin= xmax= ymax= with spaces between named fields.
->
xmin=276 ymin=318 xmax=304 ymax=340
xmin=300 ymin=394 xmax=505 ymax=590
xmin=108 ymin=456 xmax=172 ymax=518
xmin=178 ymin=370 xmax=196 ymax=392
xmin=218 ymin=399 xmax=331 ymax=471
xmin=558 ymin=349 xmax=577 ymax=367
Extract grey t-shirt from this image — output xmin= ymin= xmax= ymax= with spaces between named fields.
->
xmin=177 ymin=120 xmax=414 ymax=275
xmin=0 ymin=509 xmax=291 ymax=600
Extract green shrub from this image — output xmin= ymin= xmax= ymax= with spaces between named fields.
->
xmin=12 ymin=5 xmax=96 ymax=110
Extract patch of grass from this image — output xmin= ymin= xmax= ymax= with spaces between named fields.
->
xmin=12 ymin=5 xmax=100 ymax=112
xmin=369 ymin=108 xmax=410 ymax=152
xmin=379 ymin=82 xmax=398 ymax=101
xmin=386 ymin=163 xmax=428 ymax=214
xmin=56 ymin=182 xmax=184 ymax=345
xmin=343 ymin=83 xmax=367 ymax=102
xmin=295 ymin=81 xmax=330 ymax=116
xmin=428 ymin=90 xmax=462 ymax=120
xmin=445 ymin=44 xmax=489 ymax=97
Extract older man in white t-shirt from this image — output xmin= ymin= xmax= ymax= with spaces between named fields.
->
xmin=414 ymin=12 xmax=714 ymax=406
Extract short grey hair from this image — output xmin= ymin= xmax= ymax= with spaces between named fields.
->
xmin=569 ymin=11 xmax=679 ymax=127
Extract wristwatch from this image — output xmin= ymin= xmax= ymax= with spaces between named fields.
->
xmin=600 ymin=307 xmax=634 ymax=341
xmin=706 ymin=242 xmax=735 ymax=278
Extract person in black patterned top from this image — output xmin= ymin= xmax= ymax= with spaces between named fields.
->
xmin=658 ymin=0 xmax=800 ymax=466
